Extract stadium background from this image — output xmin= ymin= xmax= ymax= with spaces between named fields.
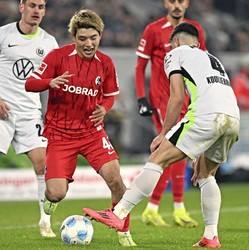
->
xmin=1 ymin=0 xmax=249 ymax=195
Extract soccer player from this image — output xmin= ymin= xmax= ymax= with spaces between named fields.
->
xmin=83 ymin=22 xmax=240 ymax=248
xmin=135 ymin=0 xmax=207 ymax=227
xmin=0 ymin=0 xmax=58 ymax=237
xmin=25 ymin=9 xmax=136 ymax=247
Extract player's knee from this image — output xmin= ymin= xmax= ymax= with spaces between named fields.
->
xmin=46 ymin=186 xmax=67 ymax=202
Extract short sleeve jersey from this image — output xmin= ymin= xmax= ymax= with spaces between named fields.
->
xmin=0 ymin=22 xmax=58 ymax=117
xmin=136 ymin=17 xmax=206 ymax=110
xmin=30 ymin=44 xmax=119 ymax=140
xmin=164 ymin=45 xmax=240 ymax=119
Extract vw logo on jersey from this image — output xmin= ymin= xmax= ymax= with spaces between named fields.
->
xmin=36 ymin=47 xmax=45 ymax=57
xmin=95 ymin=76 xmax=102 ymax=86
xmin=12 ymin=58 xmax=34 ymax=80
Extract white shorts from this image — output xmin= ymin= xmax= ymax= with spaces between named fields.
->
xmin=0 ymin=113 xmax=47 ymax=154
xmin=166 ymin=113 xmax=240 ymax=163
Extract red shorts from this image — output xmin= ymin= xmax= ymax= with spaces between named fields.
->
xmin=45 ymin=129 xmax=119 ymax=182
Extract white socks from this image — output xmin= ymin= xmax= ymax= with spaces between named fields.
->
xmin=37 ymin=175 xmax=51 ymax=225
xmin=147 ymin=202 xmax=159 ymax=211
xmin=198 ymin=176 xmax=221 ymax=239
xmin=114 ymin=162 xmax=163 ymax=219
xmin=174 ymin=202 xmax=185 ymax=210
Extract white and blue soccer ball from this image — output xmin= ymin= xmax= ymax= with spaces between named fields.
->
xmin=60 ymin=215 xmax=94 ymax=245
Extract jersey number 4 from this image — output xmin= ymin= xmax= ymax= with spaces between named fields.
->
xmin=102 ymin=137 xmax=114 ymax=150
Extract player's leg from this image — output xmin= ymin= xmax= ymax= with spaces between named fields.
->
xmin=193 ymin=155 xmax=221 ymax=248
xmin=83 ymin=139 xmax=186 ymax=230
xmin=26 ymin=147 xmax=56 ymax=237
xmin=171 ymin=159 xmax=198 ymax=227
xmin=142 ymin=168 xmax=171 ymax=226
xmin=141 ymin=110 xmax=171 ymax=227
xmin=99 ymin=160 xmax=137 ymax=247
xmin=43 ymin=140 xmax=76 ymax=215
xmin=86 ymin=131 xmax=137 ymax=247
xmin=13 ymin=116 xmax=56 ymax=237
xmin=193 ymin=115 xmax=239 ymax=248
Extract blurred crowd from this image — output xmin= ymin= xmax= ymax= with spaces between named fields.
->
xmin=1 ymin=0 xmax=249 ymax=53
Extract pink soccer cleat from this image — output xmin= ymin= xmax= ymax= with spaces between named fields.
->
xmin=193 ymin=236 xmax=221 ymax=248
xmin=83 ymin=208 xmax=125 ymax=231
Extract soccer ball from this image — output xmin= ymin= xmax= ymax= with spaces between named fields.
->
xmin=60 ymin=215 xmax=94 ymax=245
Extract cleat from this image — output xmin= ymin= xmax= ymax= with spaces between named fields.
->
xmin=173 ymin=208 xmax=198 ymax=227
xmin=142 ymin=207 xmax=170 ymax=227
xmin=118 ymin=232 xmax=137 ymax=247
xmin=43 ymin=199 xmax=58 ymax=215
xmin=193 ymin=236 xmax=221 ymax=248
xmin=39 ymin=220 xmax=56 ymax=238
xmin=83 ymin=208 xmax=125 ymax=231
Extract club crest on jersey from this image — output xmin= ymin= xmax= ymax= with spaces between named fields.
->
xmin=95 ymin=76 xmax=102 ymax=86
xmin=36 ymin=47 xmax=45 ymax=57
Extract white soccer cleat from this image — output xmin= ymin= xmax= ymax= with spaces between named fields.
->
xmin=39 ymin=220 xmax=56 ymax=238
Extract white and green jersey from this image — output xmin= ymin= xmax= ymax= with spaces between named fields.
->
xmin=164 ymin=45 xmax=240 ymax=120
xmin=0 ymin=22 xmax=58 ymax=117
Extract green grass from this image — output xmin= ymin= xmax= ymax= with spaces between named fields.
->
xmin=0 ymin=183 xmax=248 ymax=250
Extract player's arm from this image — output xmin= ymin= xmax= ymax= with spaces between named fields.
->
xmin=135 ymin=56 xmax=154 ymax=116
xmin=161 ymin=73 xmax=185 ymax=135
xmin=150 ymin=73 xmax=185 ymax=152
xmin=0 ymin=98 xmax=9 ymax=120
xmin=25 ymin=71 xmax=74 ymax=92
xmin=89 ymin=96 xmax=115 ymax=127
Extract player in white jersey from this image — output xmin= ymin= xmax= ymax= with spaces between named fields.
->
xmin=0 ymin=0 xmax=58 ymax=237
xmin=83 ymin=23 xmax=240 ymax=248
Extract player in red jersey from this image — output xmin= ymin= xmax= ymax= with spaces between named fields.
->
xmin=25 ymin=9 xmax=136 ymax=247
xmin=135 ymin=0 xmax=207 ymax=227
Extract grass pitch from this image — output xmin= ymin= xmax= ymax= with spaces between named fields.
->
xmin=0 ymin=183 xmax=248 ymax=250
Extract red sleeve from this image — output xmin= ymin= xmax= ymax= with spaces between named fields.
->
xmin=25 ymin=77 xmax=52 ymax=92
xmin=101 ymin=95 xmax=114 ymax=112
xmin=25 ymin=49 xmax=57 ymax=92
xmin=135 ymin=56 xmax=149 ymax=99
xmin=102 ymin=56 xmax=119 ymax=95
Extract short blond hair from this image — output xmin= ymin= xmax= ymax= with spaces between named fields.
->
xmin=68 ymin=9 xmax=104 ymax=36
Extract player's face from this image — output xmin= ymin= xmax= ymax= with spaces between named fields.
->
xmin=19 ymin=0 xmax=46 ymax=26
xmin=164 ymin=0 xmax=189 ymax=20
xmin=73 ymin=28 xmax=102 ymax=59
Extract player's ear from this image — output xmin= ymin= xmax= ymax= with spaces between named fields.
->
xmin=19 ymin=3 xmax=24 ymax=14
xmin=71 ymin=34 xmax=76 ymax=42
xmin=186 ymin=0 xmax=190 ymax=8
xmin=163 ymin=0 xmax=168 ymax=9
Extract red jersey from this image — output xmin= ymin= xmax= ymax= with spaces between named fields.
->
xmin=26 ymin=44 xmax=119 ymax=140
xmin=136 ymin=17 xmax=206 ymax=114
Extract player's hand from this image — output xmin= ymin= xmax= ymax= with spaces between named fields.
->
xmin=150 ymin=133 xmax=165 ymax=152
xmin=89 ymin=104 xmax=106 ymax=127
xmin=191 ymin=160 xmax=198 ymax=187
xmin=138 ymin=97 xmax=153 ymax=116
xmin=49 ymin=71 xmax=74 ymax=89
xmin=0 ymin=99 xmax=9 ymax=120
